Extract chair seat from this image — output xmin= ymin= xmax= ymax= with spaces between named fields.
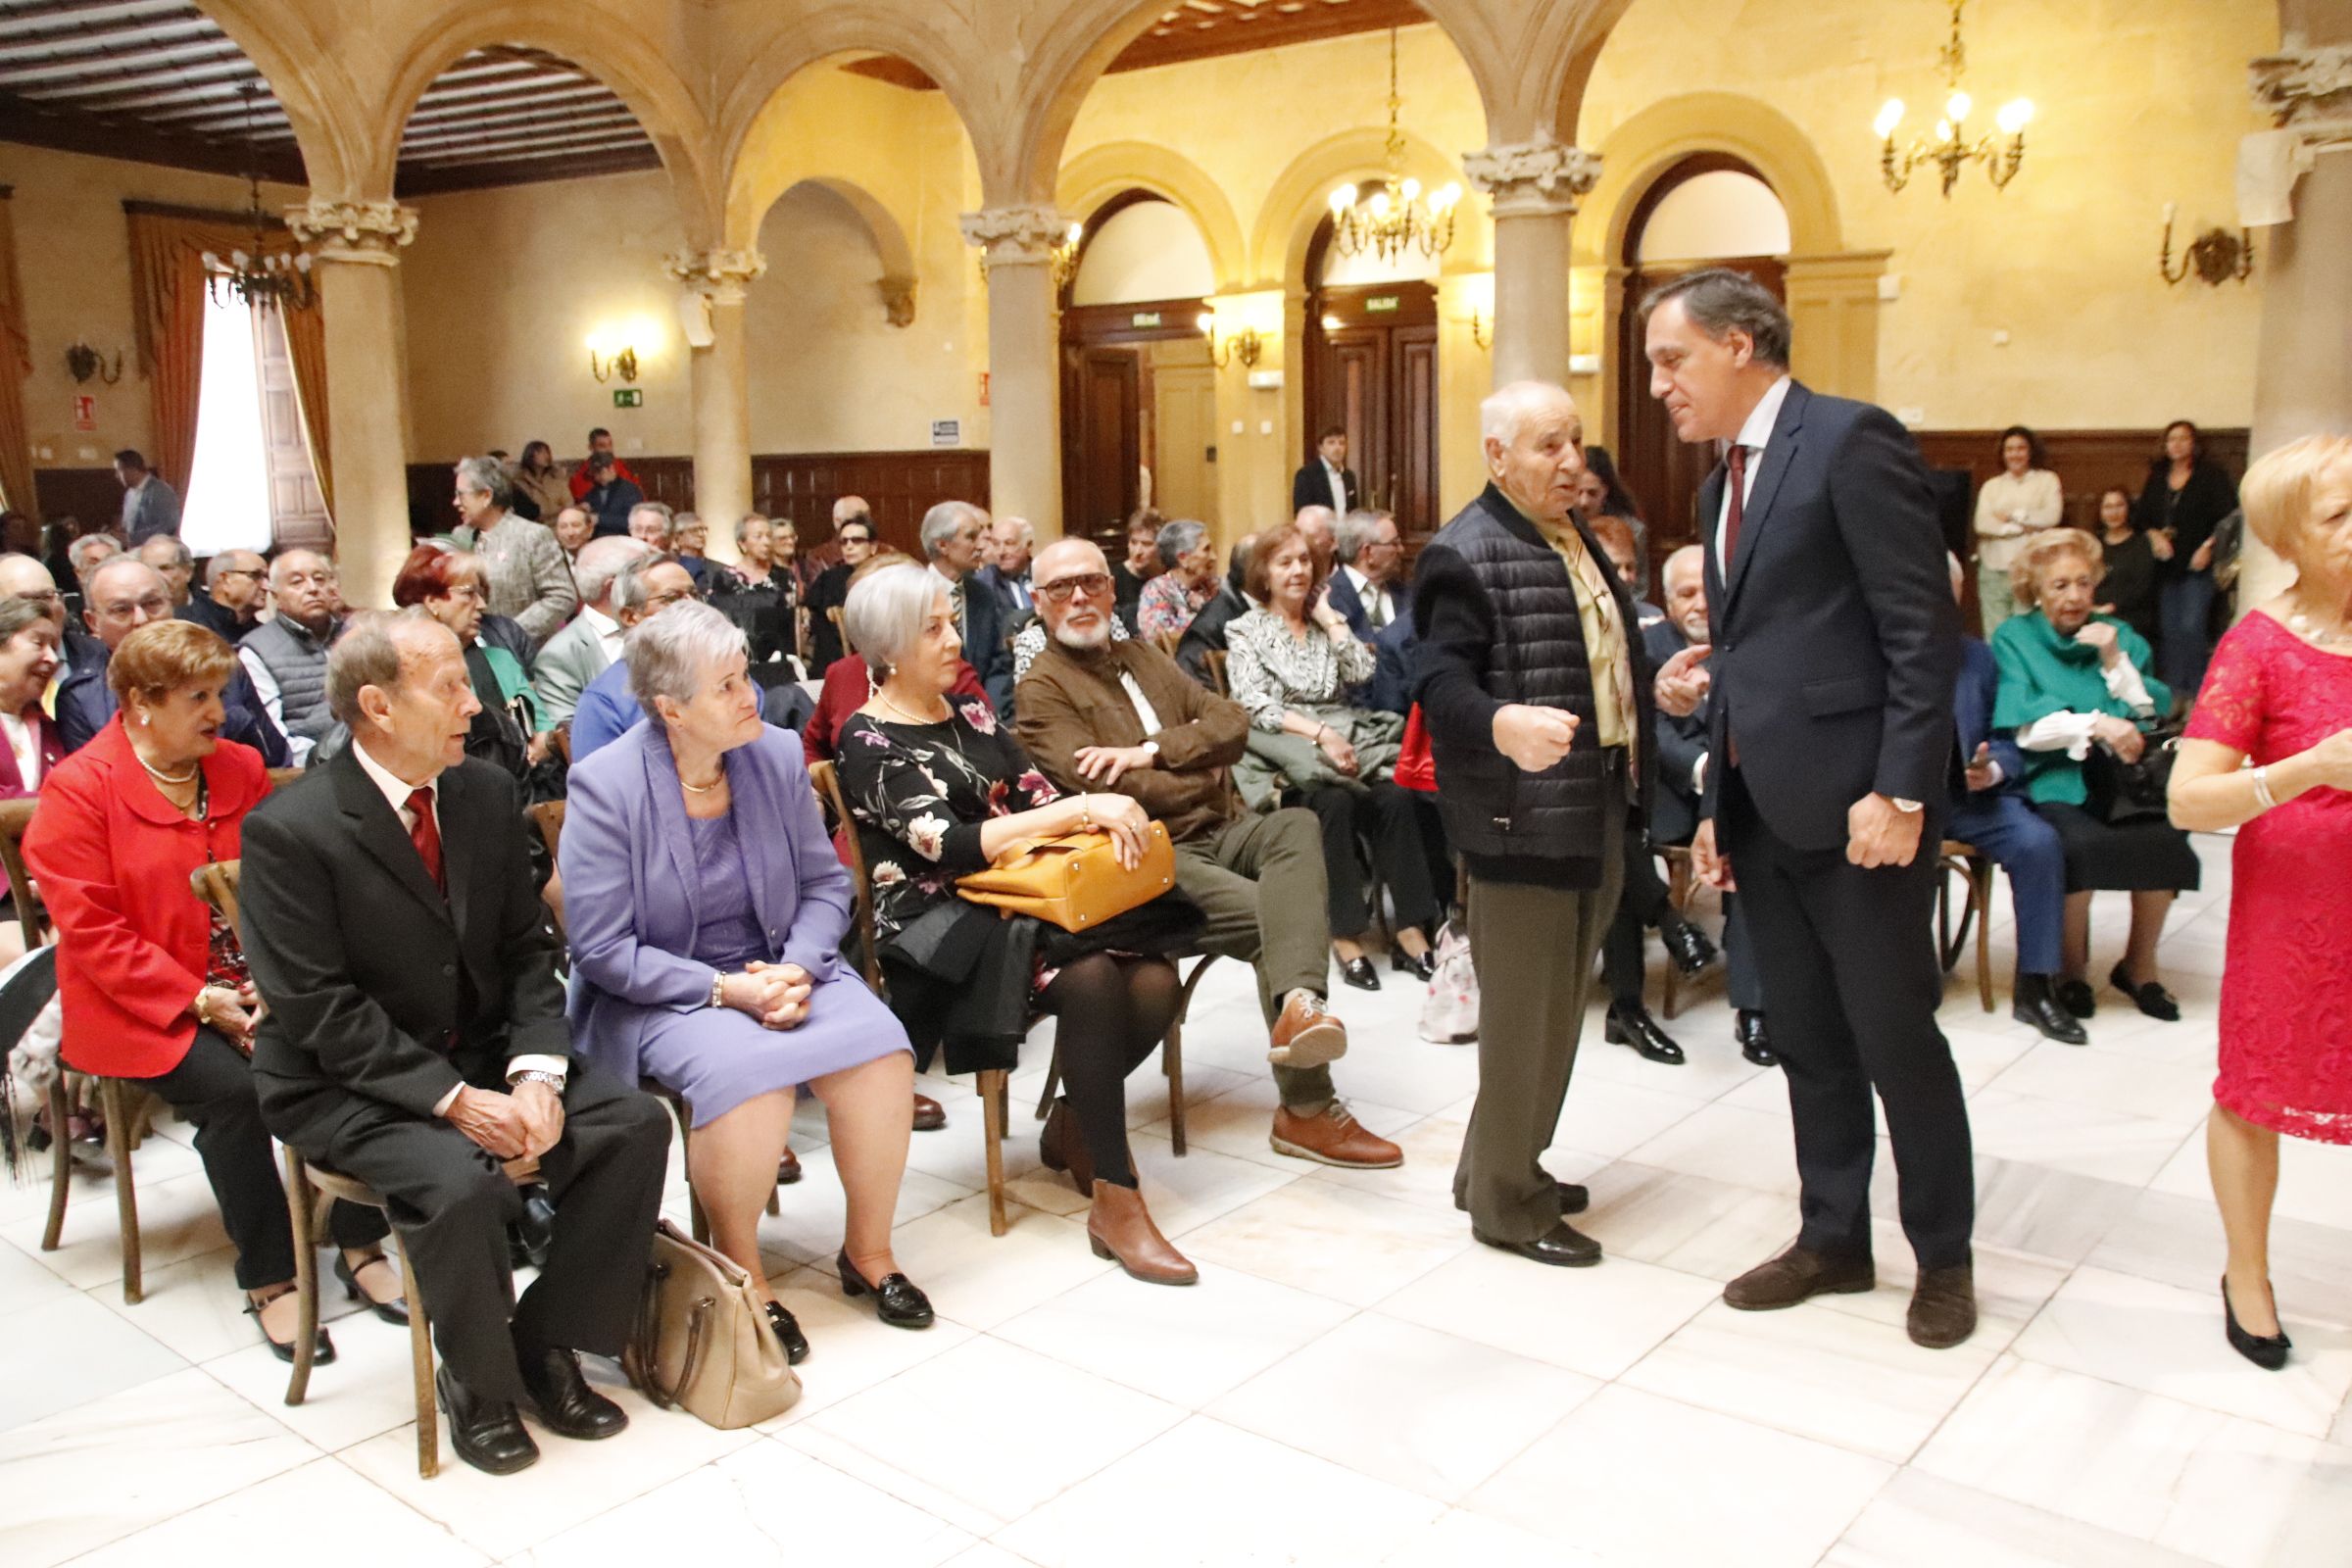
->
xmin=302 ymin=1164 xmax=389 ymax=1209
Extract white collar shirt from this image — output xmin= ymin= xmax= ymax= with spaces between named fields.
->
xmin=1342 ymin=564 xmax=1393 ymax=629
xmin=581 ymin=605 xmax=623 ymax=662
xmin=1325 ymin=460 xmax=1348 ymax=515
xmin=1715 ymin=373 xmax=1794 ymax=576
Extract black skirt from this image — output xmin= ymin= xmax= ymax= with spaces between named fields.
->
xmin=2038 ymin=802 xmax=2202 ymax=894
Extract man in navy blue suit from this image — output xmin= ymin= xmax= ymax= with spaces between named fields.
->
xmin=1944 ymin=555 xmax=2078 ymax=1043
xmin=59 ymin=557 xmax=289 ymax=764
xmin=919 ymin=501 xmax=1013 ymax=715
xmin=1648 ymin=268 xmax=1975 ymax=1349
xmin=1325 ymin=509 xmax=1402 ymax=642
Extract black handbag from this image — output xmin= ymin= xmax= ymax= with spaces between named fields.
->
xmin=2086 ymin=725 xmax=2180 ymax=824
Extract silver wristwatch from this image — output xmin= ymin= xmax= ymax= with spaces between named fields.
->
xmin=1890 ymin=797 xmax=1924 ymax=813
xmin=509 ymin=1068 xmax=565 ymax=1092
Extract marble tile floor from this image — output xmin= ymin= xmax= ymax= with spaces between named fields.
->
xmin=6 ymin=834 xmax=2351 ymax=1566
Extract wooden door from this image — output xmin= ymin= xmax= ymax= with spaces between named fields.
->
xmin=1303 ymin=281 xmax=1440 ymax=544
xmin=251 ymin=306 xmax=330 ymax=551
xmin=1395 ymin=324 xmax=1438 ymax=539
xmin=1152 ymin=359 xmax=1218 ymax=527
xmin=1062 ymin=345 xmax=1141 ymax=538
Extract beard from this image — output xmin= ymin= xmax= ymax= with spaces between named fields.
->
xmin=1054 ymin=615 xmax=1111 ymax=651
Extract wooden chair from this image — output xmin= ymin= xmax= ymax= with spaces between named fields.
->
xmin=552 ymin=724 xmax=571 ymax=767
xmin=1936 ymin=839 xmax=1997 ymax=1012
xmin=1201 ymin=650 xmax=1230 ymax=699
xmin=524 ymin=800 xmax=566 ymax=937
xmin=1149 ymin=628 xmax=1184 ymax=660
xmin=266 ymin=766 xmax=307 ymax=793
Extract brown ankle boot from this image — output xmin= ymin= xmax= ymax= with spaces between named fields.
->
xmin=1039 ymin=1098 xmax=1100 ymax=1194
xmin=1087 ymin=1180 xmax=1199 ymax=1286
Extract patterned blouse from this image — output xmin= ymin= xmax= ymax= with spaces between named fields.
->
xmin=1136 ymin=572 xmax=1215 ymax=641
xmin=834 ymin=703 xmax=1060 ymax=940
xmin=1224 ymin=607 xmax=1376 ymax=733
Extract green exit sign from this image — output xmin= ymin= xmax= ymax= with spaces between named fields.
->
xmin=612 ymin=388 xmax=643 ymax=409
xmin=1365 ymin=295 xmax=1400 ymax=314
xmin=1131 ymin=311 xmax=1162 ymax=328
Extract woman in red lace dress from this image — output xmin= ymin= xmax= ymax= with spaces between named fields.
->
xmin=2171 ymin=434 xmax=2352 ymax=1371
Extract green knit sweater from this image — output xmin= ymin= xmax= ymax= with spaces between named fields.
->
xmin=1988 ymin=611 xmax=2169 ymax=806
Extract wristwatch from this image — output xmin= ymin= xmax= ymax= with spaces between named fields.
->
xmin=1890 ymin=797 xmax=1924 ymax=813
xmin=1141 ymin=740 xmax=1161 ymax=760
xmin=509 ymin=1068 xmax=566 ymax=1093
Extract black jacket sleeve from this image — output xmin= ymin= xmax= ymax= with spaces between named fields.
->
xmin=1409 ymin=542 xmax=1506 ymax=759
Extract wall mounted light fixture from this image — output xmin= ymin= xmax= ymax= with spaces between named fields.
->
xmin=2160 ymin=205 xmax=2254 ymax=286
xmin=1200 ymin=314 xmax=1261 ymax=369
xmin=1467 ymin=313 xmax=1492 ymax=350
xmin=65 ymin=340 xmax=123 ymax=384
xmin=587 ymin=333 xmax=640 ymax=384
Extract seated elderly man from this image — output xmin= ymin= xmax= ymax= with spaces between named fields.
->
xmin=178 ymin=548 xmax=268 ymax=643
xmin=241 ymin=610 xmax=671 ymax=1476
xmin=58 ymin=557 xmax=289 ymax=764
xmin=135 ymin=534 xmax=195 ymax=608
xmin=919 ymin=501 xmax=1013 ymax=713
xmin=569 ymin=554 xmax=701 ymax=760
xmin=240 ymin=549 xmax=342 ymax=763
xmin=1015 ymin=537 xmax=1401 ymax=1169
xmin=535 ymin=536 xmax=653 ymax=728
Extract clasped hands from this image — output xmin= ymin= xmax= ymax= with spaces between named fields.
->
xmin=721 ymin=961 xmax=814 ymax=1031
xmin=1692 ymin=791 xmax=1925 ymax=892
xmin=448 ymin=1080 xmax=564 ymax=1161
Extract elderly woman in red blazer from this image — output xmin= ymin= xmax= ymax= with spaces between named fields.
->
xmin=24 ymin=620 xmax=402 ymax=1359
xmin=0 ymin=594 xmax=64 ymax=965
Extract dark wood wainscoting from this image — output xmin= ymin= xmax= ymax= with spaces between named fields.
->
xmin=1914 ymin=427 xmax=2249 ymax=543
xmin=31 ymin=468 xmax=123 ymax=531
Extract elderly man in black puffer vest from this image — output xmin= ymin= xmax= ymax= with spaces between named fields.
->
xmin=1412 ymin=380 xmax=1674 ymax=1267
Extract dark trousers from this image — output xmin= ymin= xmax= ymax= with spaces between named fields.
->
xmin=2158 ymin=570 xmax=2217 ymax=700
xmin=1948 ymin=793 xmax=2066 ymax=976
xmin=1175 ymin=808 xmax=1337 ymax=1111
xmin=136 ymin=1028 xmax=387 ymax=1291
xmin=1722 ymin=895 xmax=1765 ymax=1011
xmin=1720 ymin=770 xmax=1975 ymax=1270
xmin=1298 ymin=780 xmax=1442 ymax=941
xmin=1601 ymin=829 xmax=1677 ymax=1007
xmin=298 ymin=1060 xmax=670 ymax=1402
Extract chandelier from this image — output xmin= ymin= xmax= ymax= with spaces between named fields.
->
xmin=1328 ymin=28 xmax=1460 ymax=262
xmin=1873 ymin=0 xmax=2033 ymax=197
xmin=201 ymin=83 xmax=316 ymax=313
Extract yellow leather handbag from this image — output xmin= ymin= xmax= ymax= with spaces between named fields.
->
xmin=956 ymin=822 xmax=1176 ymax=931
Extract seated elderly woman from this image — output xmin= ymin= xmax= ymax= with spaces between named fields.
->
xmin=711 ymin=513 xmax=798 ymax=665
xmin=1134 ymin=518 xmax=1219 ymax=642
xmin=1225 ymin=522 xmax=1445 ymax=989
xmin=1991 ymin=528 xmax=2200 ymax=1022
xmin=24 ymin=619 xmax=404 ymax=1359
xmin=0 ymin=593 xmax=62 ymax=802
xmin=562 ymin=600 xmax=929 ymax=1361
xmin=392 ymin=544 xmax=552 ymax=788
xmin=835 ymin=563 xmax=1204 ymax=1286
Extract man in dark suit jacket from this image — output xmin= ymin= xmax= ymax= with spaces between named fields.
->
xmin=1175 ymin=532 xmax=1259 ymax=688
xmin=61 ymin=559 xmax=289 ymax=764
xmin=1646 ymin=269 xmax=1975 ymax=1348
xmin=918 ymin=500 xmax=1013 ymax=713
xmin=241 ymin=611 xmax=670 ymax=1475
xmin=1292 ymin=425 xmax=1359 ymax=517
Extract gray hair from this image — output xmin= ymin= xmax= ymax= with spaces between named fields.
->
xmin=136 ymin=535 xmax=192 ymax=569
xmin=204 ymin=549 xmax=259 ymax=589
xmin=624 ymin=599 xmax=746 ymax=715
xmin=1154 ymin=518 xmax=1208 ymax=570
xmin=574 ymin=535 xmax=653 ymax=606
xmin=1333 ymin=509 xmax=1392 ymax=565
xmin=453 ymin=456 xmax=514 ymax=510
xmin=270 ymin=548 xmax=334 ymax=588
xmin=1639 ymin=267 xmax=1792 ymax=368
xmin=842 ymin=561 xmax=939 ymax=667
xmin=67 ymin=534 xmax=122 ymax=573
xmin=612 ymin=551 xmax=681 ymax=613
xmin=735 ymin=512 xmax=769 ymax=545
xmin=1480 ymin=380 xmax=1577 ymax=447
xmin=627 ymin=501 xmax=674 ymax=539
xmin=919 ymin=501 xmax=984 ymax=561
xmin=0 ymin=595 xmax=51 ymax=646
xmin=325 ymin=607 xmax=441 ymax=726
xmin=1661 ymin=544 xmax=1706 ymax=597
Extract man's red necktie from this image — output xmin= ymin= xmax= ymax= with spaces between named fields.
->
xmin=406 ymin=786 xmax=445 ymax=892
xmin=1723 ymin=443 xmax=1749 ymax=566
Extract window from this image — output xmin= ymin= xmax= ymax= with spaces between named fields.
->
xmin=179 ymin=288 xmax=274 ymax=556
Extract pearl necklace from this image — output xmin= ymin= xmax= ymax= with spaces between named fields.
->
xmin=134 ymin=752 xmax=198 ymax=786
xmin=875 ymin=691 xmax=952 ymax=726
xmin=2286 ymin=598 xmax=2352 ymax=650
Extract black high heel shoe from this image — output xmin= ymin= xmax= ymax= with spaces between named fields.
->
xmin=1338 ymin=956 xmax=1381 ymax=992
xmin=333 ymin=1250 xmax=410 ymax=1325
xmin=837 ymin=1250 xmax=935 ymax=1329
xmin=2222 ymin=1276 xmax=2291 ymax=1370
xmin=764 ymin=1299 xmax=810 ymax=1364
xmin=247 ymin=1291 xmax=335 ymax=1366
xmin=1391 ymin=949 xmax=1436 ymax=982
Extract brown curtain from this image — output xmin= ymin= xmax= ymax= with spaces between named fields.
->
xmin=124 ymin=204 xmax=326 ymax=504
xmin=281 ymin=288 xmax=331 ymax=515
xmin=0 ymin=188 xmax=39 ymax=521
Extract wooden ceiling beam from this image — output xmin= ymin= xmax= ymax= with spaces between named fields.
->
xmin=0 ymin=0 xmax=191 ymax=30
xmin=0 ymin=16 xmax=212 ymax=65
xmin=0 ymin=86 xmax=302 ymax=180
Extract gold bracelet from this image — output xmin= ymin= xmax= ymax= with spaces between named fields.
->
xmin=193 ymin=988 xmax=212 ymax=1027
xmin=1079 ymin=795 xmax=1094 ymax=833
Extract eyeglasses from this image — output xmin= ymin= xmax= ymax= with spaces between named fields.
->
xmin=1037 ymin=572 xmax=1113 ymax=604
xmin=839 ymin=533 xmax=872 ymax=547
xmin=216 ymin=568 xmax=263 ymax=582
xmin=646 ymin=586 xmax=696 ymax=611
xmin=98 ymin=595 xmax=172 ymax=619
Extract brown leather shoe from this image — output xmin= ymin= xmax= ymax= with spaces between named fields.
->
xmin=1087 ymin=1180 xmax=1198 ymax=1286
xmin=1038 ymin=1096 xmax=1100 ymax=1194
xmin=777 ymin=1147 xmax=802 ymax=1185
xmin=1269 ymin=1102 xmax=1402 ymax=1169
xmin=912 ymin=1093 xmax=946 ymax=1132
xmin=1724 ymin=1246 xmax=1876 ymax=1310
xmin=1907 ymin=1263 xmax=1978 ymax=1348
xmin=1268 ymin=990 xmax=1348 ymax=1069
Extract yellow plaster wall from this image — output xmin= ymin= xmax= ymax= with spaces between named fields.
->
xmin=1 ymin=142 xmax=308 ymax=469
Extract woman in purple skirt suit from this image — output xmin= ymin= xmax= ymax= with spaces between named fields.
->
xmin=562 ymin=601 xmax=931 ymax=1366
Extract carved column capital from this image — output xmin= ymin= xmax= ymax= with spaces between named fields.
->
xmin=1463 ymin=133 xmax=1602 ymax=219
xmin=2253 ymin=44 xmax=2352 ymax=125
xmin=664 ymin=248 xmax=767 ymax=305
xmin=285 ymin=198 xmax=418 ymax=265
xmin=959 ymin=204 xmax=1073 ymax=266
xmin=879 ymin=275 xmax=917 ymax=327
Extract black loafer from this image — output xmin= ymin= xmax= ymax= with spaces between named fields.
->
xmin=1605 ymin=1004 xmax=1686 ymax=1065
xmin=333 ymin=1250 xmax=410 ymax=1326
xmin=2056 ymin=979 xmax=2096 ymax=1019
xmin=2012 ymin=975 xmax=2088 ymax=1045
xmin=2109 ymin=963 xmax=2180 ymax=1022
xmin=514 ymin=1344 xmax=629 ymax=1441
xmin=247 ymin=1297 xmax=335 ymax=1366
xmin=764 ymin=1299 xmax=810 ymax=1365
xmin=1736 ymin=1010 xmax=1778 ymax=1067
xmin=838 ymin=1250 xmax=935 ymax=1329
xmin=1339 ymin=956 xmax=1381 ymax=992
xmin=1555 ymin=1181 xmax=1590 ymax=1215
xmin=1391 ymin=950 xmax=1437 ymax=982
xmin=1661 ymin=917 xmax=1719 ymax=978
xmin=1474 ymin=1221 xmax=1602 ymax=1268
xmin=436 ymin=1365 xmax=539 ymax=1475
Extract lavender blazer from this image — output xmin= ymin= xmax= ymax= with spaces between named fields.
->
xmin=560 ymin=719 xmax=856 ymax=1079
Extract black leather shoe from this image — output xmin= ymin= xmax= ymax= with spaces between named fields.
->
xmin=2223 ymin=1276 xmax=2291 ymax=1370
xmin=1391 ymin=949 xmax=1437 ymax=982
xmin=1339 ymin=956 xmax=1381 ymax=992
xmin=1555 ymin=1181 xmax=1590 ymax=1215
xmin=912 ymin=1092 xmax=947 ymax=1132
xmin=1736 ymin=1010 xmax=1778 ymax=1067
xmin=838 ymin=1250 xmax=935 ymax=1329
xmin=246 ymin=1294 xmax=334 ymax=1366
xmin=2012 ymin=974 xmax=2088 ymax=1045
xmin=2110 ymin=962 xmax=2180 ymax=1022
xmin=1474 ymin=1221 xmax=1602 ymax=1268
xmin=436 ymin=1366 xmax=539 ymax=1475
xmin=764 ymin=1299 xmax=811 ymax=1365
xmin=1605 ymin=1003 xmax=1686 ymax=1065
xmin=2056 ymin=978 xmax=2097 ymax=1019
xmin=332 ymin=1250 xmax=410 ymax=1326
xmin=508 ymin=1184 xmax=556 ymax=1271
xmin=1660 ymin=917 xmax=1719 ymax=978
xmin=514 ymin=1344 xmax=628 ymax=1441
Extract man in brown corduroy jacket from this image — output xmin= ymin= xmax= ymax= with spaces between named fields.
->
xmin=1016 ymin=538 xmax=1402 ymax=1171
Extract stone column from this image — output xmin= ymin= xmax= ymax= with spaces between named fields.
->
xmin=666 ymin=248 xmax=767 ymax=561
xmin=1464 ymin=135 xmax=1601 ymax=389
xmin=961 ymin=206 xmax=1067 ymax=537
xmin=2242 ymin=40 xmax=2352 ymax=608
xmin=287 ymin=198 xmax=417 ymax=610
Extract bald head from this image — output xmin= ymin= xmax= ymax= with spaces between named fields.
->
xmin=84 ymin=558 xmax=172 ymax=651
xmin=1033 ymin=538 xmax=1115 ymax=651
xmin=574 ymin=534 xmax=654 ymax=610
xmin=1293 ymin=506 xmax=1337 ymax=575
xmin=1662 ymin=545 xmax=1709 ymax=646
xmin=1482 ymin=380 xmax=1586 ymax=525
xmin=833 ymin=495 xmax=870 ymax=527
xmin=0 ymin=555 xmax=65 ymax=633
xmin=270 ymin=549 xmax=340 ymax=633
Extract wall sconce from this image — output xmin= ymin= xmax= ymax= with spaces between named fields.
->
xmin=586 ymin=333 xmax=639 ymax=384
xmin=1200 ymin=314 xmax=1261 ymax=369
xmin=2160 ymin=205 xmax=2254 ymax=286
xmin=1467 ymin=313 xmax=1491 ymax=350
xmin=65 ymin=340 xmax=123 ymax=385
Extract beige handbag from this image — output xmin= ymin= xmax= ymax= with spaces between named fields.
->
xmin=956 ymin=821 xmax=1176 ymax=930
xmin=622 ymin=1219 xmax=801 ymax=1429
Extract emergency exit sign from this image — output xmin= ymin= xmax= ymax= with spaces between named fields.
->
xmin=612 ymin=388 xmax=643 ymax=409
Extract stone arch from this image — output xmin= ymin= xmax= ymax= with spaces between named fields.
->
xmin=716 ymin=26 xmax=986 ymax=210
xmin=371 ymin=4 xmax=719 ymax=238
xmin=783 ymin=177 xmax=920 ymax=326
xmin=1576 ymin=92 xmax=1843 ymax=268
xmin=1054 ymin=143 xmax=1249 ymax=293
xmin=1251 ymin=126 xmax=1487 ymax=289
xmin=188 ymin=0 xmax=364 ymax=195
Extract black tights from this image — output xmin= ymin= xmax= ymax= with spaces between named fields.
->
xmin=1040 ymin=954 xmax=1181 ymax=1189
